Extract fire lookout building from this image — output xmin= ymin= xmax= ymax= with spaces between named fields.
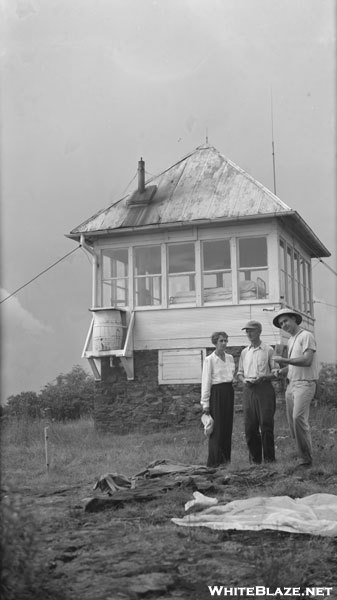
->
xmin=67 ymin=144 xmax=330 ymax=432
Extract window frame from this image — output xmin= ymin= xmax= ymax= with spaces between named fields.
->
xmin=133 ymin=244 xmax=162 ymax=307
xmin=278 ymin=236 xmax=313 ymax=316
xmin=237 ymin=235 xmax=269 ymax=303
xmin=201 ymin=238 xmax=232 ymax=304
xmin=167 ymin=242 xmax=197 ymax=307
xmin=100 ymin=247 xmax=129 ymax=308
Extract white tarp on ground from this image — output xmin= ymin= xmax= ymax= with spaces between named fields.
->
xmin=172 ymin=493 xmax=337 ymax=536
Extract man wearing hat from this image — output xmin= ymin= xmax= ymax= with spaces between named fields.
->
xmin=238 ymin=320 xmax=277 ymax=464
xmin=273 ymin=308 xmax=318 ymax=467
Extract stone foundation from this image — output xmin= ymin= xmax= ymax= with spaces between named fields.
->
xmin=94 ymin=347 xmax=285 ymax=433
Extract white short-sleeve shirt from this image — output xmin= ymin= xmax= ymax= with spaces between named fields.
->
xmin=287 ymin=329 xmax=318 ymax=381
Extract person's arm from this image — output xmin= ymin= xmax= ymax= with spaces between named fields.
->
xmin=201 ymin=357 xmax=212 ymax=414
xmin=229 ymin=354 xmax=236 ymax=380
xmin=274 ymin=349 xmax=314 ymax=367
xmin=256 ymin=347 xmax=277 ymax=382
xmin=237 ymin=352 xmax=245 ymax=384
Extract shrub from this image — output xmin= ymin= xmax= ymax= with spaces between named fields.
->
xmin=0 ymin=492 xmax=63 ymax=600
xmin=317 ymin=362 xmax=337 ymax=407
xmin=3 ymin=366 xmax=95 ymax=422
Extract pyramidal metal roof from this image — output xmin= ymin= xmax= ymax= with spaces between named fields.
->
xmin=68 ymin=144 xmax=330 ymax=258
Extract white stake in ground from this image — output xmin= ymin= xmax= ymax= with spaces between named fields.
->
xmin=44 ymin=426 xmax=49 ymax=472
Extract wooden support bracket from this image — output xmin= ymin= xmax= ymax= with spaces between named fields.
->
xmin=120 ymin=356 xmax=134 ymax=380
xmin=87 ymin=357 xmax=101 ymax=381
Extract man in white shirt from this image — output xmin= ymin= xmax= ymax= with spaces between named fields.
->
xmin=238 ymin=321 xmax=276 ymax=464
xmin=273 ymin=308 xmax=318 ymax=467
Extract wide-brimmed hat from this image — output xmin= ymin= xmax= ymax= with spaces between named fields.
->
xmin=273 ymin=308 xmax=302 ymax=328
xmin=241 ymin=320 xmax=262 ymax=332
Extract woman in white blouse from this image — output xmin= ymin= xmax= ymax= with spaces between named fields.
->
xmin=201 ymin=331 xmax=236 ymax=467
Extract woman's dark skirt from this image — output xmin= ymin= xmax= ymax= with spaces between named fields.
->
xmin=207 ymin=382 xmax=234 ymax=468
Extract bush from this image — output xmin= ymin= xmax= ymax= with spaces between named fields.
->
xmin=3 ymin=366 xmax=95 ymax=422
xmin=0 ymin=492 xmax=63 ymax=600
xmin=317 ymin=362 xmax=337 ymax=407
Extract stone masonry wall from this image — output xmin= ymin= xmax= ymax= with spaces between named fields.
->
xmin=94 ymin=347 xmax=283 ymax=433
xmin=94 ymin=349 xmax=206 ymax=433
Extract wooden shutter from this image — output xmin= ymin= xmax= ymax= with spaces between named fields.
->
xmin=158 ymin=349 xmax=205 ymax=384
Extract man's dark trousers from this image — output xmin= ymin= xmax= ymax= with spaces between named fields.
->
xmin=243 ymin=381 xmax=276 ymax=463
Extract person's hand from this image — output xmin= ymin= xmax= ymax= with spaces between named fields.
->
xmin=244 ymin=378 xmax=256 ymax=386
xmin=273 ymin=355 xmax=287 ymax=364
xmin=272 ymin=368 xmax=280 ymax=378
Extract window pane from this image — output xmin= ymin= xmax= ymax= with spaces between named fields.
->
xmin=293 ymin=253 xmax=300 ymax=309
xmin=279 ymin=240 xmax=285 ymax=270
xmin=204 ymin=272 xmax=232 ymax=302
xmin=203 ymin=240 xmax=231 ymax=270
xmin=239 ymin=271 xmax=268 ymax=299
xmin=239 ymin=238 xmax=267 ymax=268
xmin=306 ymin=262 xmax=312 ymax=313
xmin=102 ymin=280 xmax=128 ymax=306
xmin=102 ymin=248 xmax=128 ymax=278
xmin=102 ymin=248 xmax=128 ymax=307
xmin=168 ymin=243 xmax=195 ymax=273
xmin=280 ymin=271 xmax=286 ymax=300
xmin=301 ymin=259 xmax=307 ymax=311
xmin=134 ymin=246 xmax=161 ymax=275
xmin=286 ymin=246 xmax=293 ymax=304
xmin=169 ymin=275 xmax=196 ymax=304
xmin=286 ymin=246 xmax=292 ymax=276
xmin=135 ymin=276 xmax=162 ymax=306
xmin=294 ymin=252 xmax=299 ymax=280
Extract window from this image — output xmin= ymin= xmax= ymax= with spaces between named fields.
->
xmin=168 ymin=243 xmax=196 ymax=304
xmin=300 ymin=258 xmax=307 ymax=313
xmin=279 ymin=238 xmax=313 ymax=316
xmin=101 ymin=248 xmax=128 ymax=307
xmin=286 ymin=245 xmax=294 ymax=305
xmin=238 ymin=237 xmax=268 ymax=300
xmin=134 ymin=245 xmax=162 ymax=306
xmin=304 ymin=260 xmax=312 ymax=314
xmin=279 ymin=239 xmax=286 ymax=301
xmin=293 ymin=251 xmax=301 ymax=310
xmin=202 ymin=240 xmax=232 ymax=302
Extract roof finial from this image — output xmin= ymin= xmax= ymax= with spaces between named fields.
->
xmin=206 ymin=127 xmax=209 ymax=145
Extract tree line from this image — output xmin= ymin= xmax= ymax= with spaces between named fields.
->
xmin=2 ymin=362 xmax=336 ymax=422
xmin=2 ymin=365 xmax=95 ymax=421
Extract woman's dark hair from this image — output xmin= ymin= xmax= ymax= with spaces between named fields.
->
xmin=211 ymin=331 xmax=228 ymax=345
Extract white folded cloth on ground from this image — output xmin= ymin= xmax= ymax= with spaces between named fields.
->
xmin=172 ymin=493 xmax=337 ymax=537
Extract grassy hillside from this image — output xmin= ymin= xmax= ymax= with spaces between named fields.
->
xmin=1 ymin=403 xmax=337 ymax=599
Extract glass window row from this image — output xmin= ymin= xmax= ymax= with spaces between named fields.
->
xmin=100 ymin=237 xmax=270 ymax=308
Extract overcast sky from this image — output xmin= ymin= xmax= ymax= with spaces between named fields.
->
xmin=1 ymin=0 xmax=336 ymax=401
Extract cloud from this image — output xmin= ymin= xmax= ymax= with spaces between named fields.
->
xmin=0 ymin=289 xmax=53 ymax=336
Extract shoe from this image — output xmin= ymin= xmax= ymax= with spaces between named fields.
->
xmin=297 ymin=461 xmax=312 ymax=468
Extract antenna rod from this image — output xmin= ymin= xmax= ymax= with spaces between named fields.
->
xmin=271 ymin=89 xmax=277 ymax=195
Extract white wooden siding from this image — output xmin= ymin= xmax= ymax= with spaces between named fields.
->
xmin=133 ymin=304 xmax=287 ymax=349
xmin=158 ymin=349 xmax=204 ymax=384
